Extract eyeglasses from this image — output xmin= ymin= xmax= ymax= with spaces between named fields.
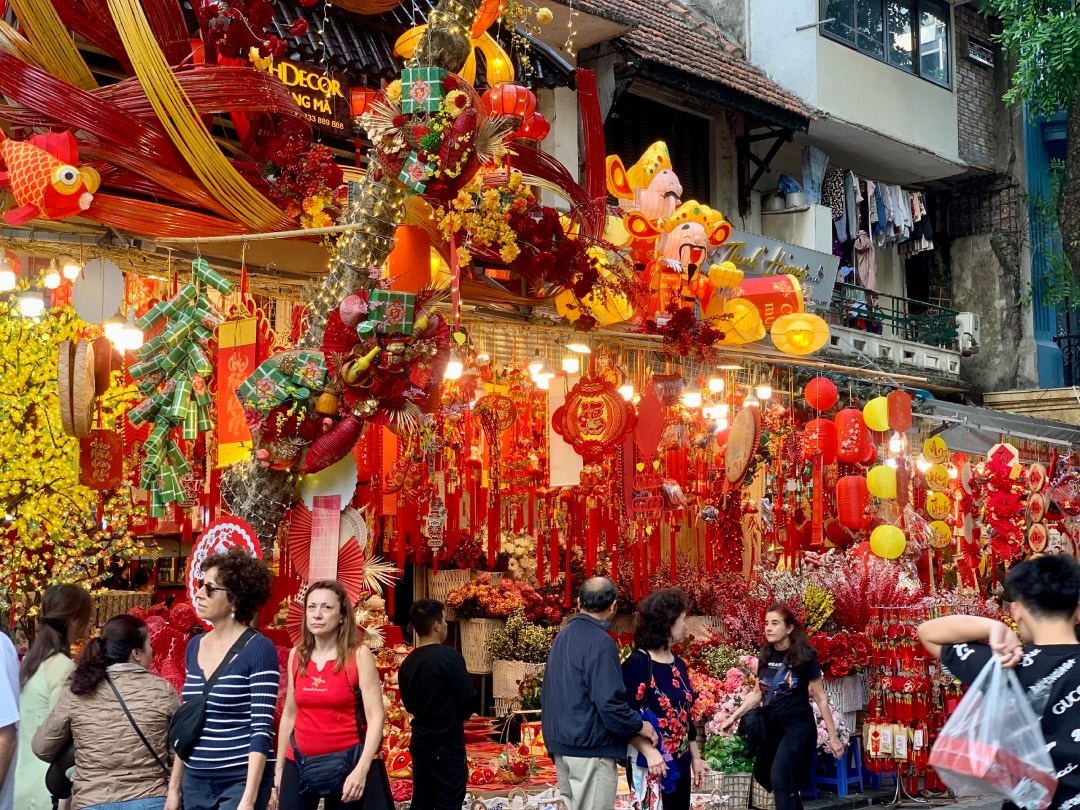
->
xmin=195 ymin=579 xmax=229 ymax=598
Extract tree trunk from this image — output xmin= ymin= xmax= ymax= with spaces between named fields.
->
xmin=1059 ymin=95 xmax=1080 ymax=286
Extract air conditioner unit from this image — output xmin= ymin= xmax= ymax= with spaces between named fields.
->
xmin=956 ymin=312 xmax=980 ymax=356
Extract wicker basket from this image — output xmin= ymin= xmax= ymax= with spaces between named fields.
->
xmin=493 ymin=660 xmax=546 ymax=699
xmin=460 ymin=618 xmax=504 ymax=674
xmin=750 ymin=779 xmax=775 ymax=810
xmin=425 ymin=568 xmax=473 ymax=620
xmin=701 ymin=772 xmax=752 ymax=809
xmin=610 ymin=614 xmax=635 ymax=635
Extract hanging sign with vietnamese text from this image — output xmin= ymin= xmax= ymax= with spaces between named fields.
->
xmin=79 ymin=429 xmax=124 ymax=490
xmin=260 ymin=59 xmax=351 ymax=136
xmin=714 ymin=229 xmax=841 ymax=311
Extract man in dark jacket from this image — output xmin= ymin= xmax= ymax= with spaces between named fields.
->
xmin=542 ymin=577 xmax=657 ymax=810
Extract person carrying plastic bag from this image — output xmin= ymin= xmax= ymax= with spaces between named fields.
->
xmin=918 ymin=555 xmax=1080 ymax=810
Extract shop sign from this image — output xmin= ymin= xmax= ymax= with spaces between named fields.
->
xmin=714 ymin=229 xmax=841 ymax=311
xmin=78 ymin=429 xmax=123 ymax=490
xmin=261 ymin=58 xmax=351 ymax=136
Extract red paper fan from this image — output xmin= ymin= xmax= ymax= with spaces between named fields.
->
xmin=337 ymin=538 xmax=367 ymax=603
xmin=285 ymin=503 xmax=313 ymax=580
xmin=286 ymin=598 xmax=306 ymax=646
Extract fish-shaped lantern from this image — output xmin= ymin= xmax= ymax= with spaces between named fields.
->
xmin=0 ymin=131 xmax=100 ymax=226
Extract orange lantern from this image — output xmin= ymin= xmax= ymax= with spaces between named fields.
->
xmin=471 ymin=0 xmax=506 ymax=37
xmin=804 ymin=376 xmax=838 ymax=411
xmin=887 ymin=390 xmax=913 ymax=432
xmin=803 ymin=418 xmax=836 ymax=464
xmin=481 ymin=84 xmax=537 ymax=118
xmin=386 ymin=225 xmax=432 ymax=294
xmin=837 ymin=475 xmax=870 ymax=530
xmin=835 ymin=408 xmax=868 ymax=464
xmin=512 ymin=112 xmax=551 ymax=142
xmin=349 ymin=86 xmax=378 ymax=118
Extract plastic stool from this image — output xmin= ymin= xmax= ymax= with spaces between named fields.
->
xmin=814 ymin=737 xmax=865 ymax=796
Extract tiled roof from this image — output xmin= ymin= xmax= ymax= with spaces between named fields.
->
xmin=576 ymin=0 xmax=814 ymax=128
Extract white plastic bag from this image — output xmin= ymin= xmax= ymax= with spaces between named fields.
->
xmin=929 ymin=656 xmax=1057 ymax=809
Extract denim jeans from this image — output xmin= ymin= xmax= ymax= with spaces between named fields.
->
xmin=83 ymin=799 xmax=166 ymax=810
xmin=182 ymin=767 xmax=274 ymax=810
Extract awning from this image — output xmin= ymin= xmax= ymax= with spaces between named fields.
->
xmin=916 ymin=400 xmax=1080 ymax=462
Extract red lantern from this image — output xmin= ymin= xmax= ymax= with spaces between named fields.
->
xmin=837 ymin=475 xmax=870 ymax=530
xmin=804 ymin=376 xmax=838 ymax=411
xmin=835 ymin=408 xmax=868 ymax=463
xmin=551 ymin=374 xmax=636 ymax=463
xmin=511 ymin=112 xmax=551 ymax=142
xmin=803 ymin=418 xmax=836 ymax=464
xmin=481 ymin=84 xmax=537 ymax=118
xmin=887 ymin=390 xmax=913 ymax=432
xmin=349 ymin=86 xmax=378 ymax=117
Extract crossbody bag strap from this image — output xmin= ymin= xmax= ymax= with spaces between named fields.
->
xmin=105 ymin=675 xmax=169 ymax=776
xmin=201 ymin=627 xmax=257 ymax=698
xmin=762 ymin=660 xmax=789 ymax=707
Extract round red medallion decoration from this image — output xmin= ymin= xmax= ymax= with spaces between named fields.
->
xmin=551 ymin=375 xmax=636 ymax=463
xmin=186 ymin=515 xmax=262 ymax=618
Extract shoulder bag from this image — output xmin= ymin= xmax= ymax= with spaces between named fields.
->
xmin=737 ymin=661 xmax=788 ymax=758
xmin=106 ymin=674 xmax=169 ymax=776
xmin=168 ymin=627 xmax=256 ymax=761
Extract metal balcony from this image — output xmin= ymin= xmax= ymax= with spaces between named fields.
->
xmin=823 ymin=282 xmax=960 ymax=350
xmin=1054 ymin=334 xmax=1080 ymax=386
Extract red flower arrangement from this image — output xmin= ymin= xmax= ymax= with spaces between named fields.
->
xmin=265 ymin=134 xmax=349 ymax=229
xmin=809 ymin=630 xmax=873 ymax=679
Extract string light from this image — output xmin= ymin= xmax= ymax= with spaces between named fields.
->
xmin=707 ymin=377 xmax=725 ymax=393
xmin=18 ymin=290 xmax=44 ymax=317
xmin=42 ymin=260 xmax=61 ymax=289
xmin=618 ymin=383 xmax=634 ymax=401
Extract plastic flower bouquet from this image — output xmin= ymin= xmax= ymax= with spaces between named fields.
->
xmin=812 ymin=701 xmax=850 ymax=753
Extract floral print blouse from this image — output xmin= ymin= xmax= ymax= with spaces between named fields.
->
xmin=622 ymin=650 xmax=697 ymax=760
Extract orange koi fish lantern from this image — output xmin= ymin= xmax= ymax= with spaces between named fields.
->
xmin=0 ymin=131 xmax=100 ymax=226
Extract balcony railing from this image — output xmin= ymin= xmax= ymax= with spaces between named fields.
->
xmin=823 ymin=282 xmax=960 ymax=350
xmin=1054 ymin=334 xmax=1080 ymax=386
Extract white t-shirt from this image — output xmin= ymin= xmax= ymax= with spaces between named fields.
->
xmin=0 ymin=633 xmax=19 ymax=810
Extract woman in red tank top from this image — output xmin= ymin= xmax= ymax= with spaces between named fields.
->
xmin=273 ymin=580 xmax=386 ymax=810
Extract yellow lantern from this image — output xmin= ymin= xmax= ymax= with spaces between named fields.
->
xmin=869 ymin=524 xmax=906 ymax=559
xmin=708 ymin=261 xmax=744 ymax=291
xmin=862 ymin=396 xmax=890 ymax=432
xmin=867 ymin=465 xmax=897 ymax=499
xmin=770 ymin=313 xmax=830 ymax=355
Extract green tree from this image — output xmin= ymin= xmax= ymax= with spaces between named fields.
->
xmin=980 ymin=0 xmax=1080 ymax=286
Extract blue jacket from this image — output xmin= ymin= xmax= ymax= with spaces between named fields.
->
xmin=541 ymin=614 xmax=643 ymax=759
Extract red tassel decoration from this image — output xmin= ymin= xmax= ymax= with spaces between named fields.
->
xmin=550 ymin=525 xmax=560 ymax=582
xmin=585 ymin=501 xmax=598 ymax=576
xmin=487 ymin=492 xmax=499 ymax=570
xmin=536 ymin=531 xmax=545 ymax=586
xmin=669 ymin=522 xmax=678 ymax=581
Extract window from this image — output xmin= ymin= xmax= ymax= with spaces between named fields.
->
xmin=820 ymin=0 xmax=951 ymax=87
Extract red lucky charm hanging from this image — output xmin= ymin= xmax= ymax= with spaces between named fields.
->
xmin=551 ymin=374 xmax=637 ymax=464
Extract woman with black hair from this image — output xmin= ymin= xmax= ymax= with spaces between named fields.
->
xmin=15 ymin=584 xmax=93 ymax=810
xmin=32 ymin=614 xmax=182 ymax=810
xmin=720 ymin=604 xmax=844 ymax=810
xmin=622 ymin=588 xmax=704 ymax=810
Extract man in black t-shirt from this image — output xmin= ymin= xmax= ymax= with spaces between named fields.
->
xmin=918 ymin=554 xmax=1080 ymax=810
xmin=400 ymin=599 xmax=478 ymax=810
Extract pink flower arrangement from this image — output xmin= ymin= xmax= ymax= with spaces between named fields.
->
xmin=811 ymin=701 xmax=850 ymax=752
xmin=689 ymin=672 xmax=723 ymax=723
xmin=703 ymin=656 xmax=758 ymax=737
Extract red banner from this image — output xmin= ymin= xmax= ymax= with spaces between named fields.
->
xmin=216 ymin=319 xmax=257 ymax=467
xmin=78 ymin=429 xmax=123 ymax=489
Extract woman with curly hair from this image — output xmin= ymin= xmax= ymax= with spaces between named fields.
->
xmin=273 ymin=580 xmax=387 ymax=810
xmin=720 ymin=604 xmax=843 ymax=810
xmin=174 ymin=548 xmax=279 ymax=810
xmin=622 ymin=588 xmax=703 ymax=810
xmin=32 ymin=614 xmax=182 ymax=810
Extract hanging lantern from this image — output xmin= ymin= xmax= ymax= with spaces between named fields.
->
xmin=481 ymin=84 xmax=537 ymax=118
xmin=869 ymin=524 xmax=906 ymax=559
xmin=511 ymin=112 xmax=551 ymax=142
xmin=862 ymin=396 xmax=890 ymax=433
xmin=349 ymin=86 xmax=378 ymax=117
xmin=837 ymin=475 xmax=870 ymax=530
xmin=867 ymin=465 xmax=897 ymax=499
xmin=835 ymin=408 xmax=868 ymax=464
xmin=471 ymin=0 xmax=506 ymax=37
xmin=770 ymin=313 xmax=830 ymax=355
xmin=803 ymin=418 xmax=836 ymax=464
xmin=887 ymin=390 xmax=913 ymax=432
xmin=804 ymin=376 xmax=838 ymax=411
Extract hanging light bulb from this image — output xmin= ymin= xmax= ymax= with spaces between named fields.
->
xmin=43 ymin=260 xmax=61 ymax=290
xmin=561 ymin=357 xmax=580 ymax=375
xmin=947 ymin=463 xmax=959 ymax=480
xmin=117 ymin=310 xmax=144 ymax=351
xmin=743 ymin=394 xmax=760 ymax=409
xmin=476 ymin=352 xmax=491 ymax=367
xmin=18 ymin=290 xmax=44 ymax=318
xmin=534 ymin=372 xmax=552 ymax=391
xmin=444 ymin=351 xmax=464 ymax=380
xmin=104 ymin=313 xmax=126 ymax=344
xmin=888 ymin=432 xmax=905 ymax=455
xmin=533 ymin=363 xmax=554 ymax=380
xmin=60 ymin=254 xmax=81 ymax=281
xmin=715 ymin=417 xmax=729 ymax=432
xmin=565 ymin=342 xmax=591 ymax=354
xmin=682 ymin=385 xmax=702 ymax=409
xmin=915 ymin=454 xmax=932 ymax=474
xmin=618 ymin=383 xmax=634 ymax=401
xmin=885 ymin=457 xmax=899 ymax=469
xmin=713 ymin=403 xmax=729 ymax=420
xmin=0 ymin=255 xmax=16 ymax=293
xmin=707 ymin=377 xmax=725 ymax=394
xmin=755 ymin=383 xmax=773 ymax=401
xmin=528 ymin=352 xmax=545 ymax=375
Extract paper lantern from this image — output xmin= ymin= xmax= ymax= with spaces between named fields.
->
xmin=512 ymin=112 xmax=551 ymax=142
xmin=471 ymin=0 xmax=506 ymax=37
xmin=803 ymin=418 xmax=836 ymax=464
xmin=869 ymin=524 xmax=906 ymax=559
xmin=349 ymin=86 xmax=378 ymax=117
xmin=887 ymin=390 xmax=913 ymax=432
xmin=867 ymin=465 xmax=897 ymax=499
xmin=550 ymin=374 xmax=636 ymax=463
xmin=770 ymin=313 xmax=830 ymax=355
xmin=837 ymin=475 xmax=869 ymax=530
xmin=481 ymin=84 xmax=536 ymax=118
xmin=862 ymin=397 xmax=890 ymax=432
xmin=835 ymin=408 xmax=868 ymax=464
xmin=804 ymin=377 xmax=838 ymax=411
xmin=708 ymin=261 xmax=744 ymax=291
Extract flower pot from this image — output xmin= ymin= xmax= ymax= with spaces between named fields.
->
xmin=460 ymin=617 xmax=504 ymax=674
xmin=702 ymin=771 xmax=752 ymax=809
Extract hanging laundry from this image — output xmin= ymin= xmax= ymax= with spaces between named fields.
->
xmin=854 ymin=230 xmax=877 ymax=290
xmin=822 ymin=167 xmax=845 ymax=221
xmin=844 ymin=171 xmax=859 ymax=241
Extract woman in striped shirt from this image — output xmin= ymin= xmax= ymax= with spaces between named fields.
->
xmin=175 ymin=548 xmax=280 ymax=810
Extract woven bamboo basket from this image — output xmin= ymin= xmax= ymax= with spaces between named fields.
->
xmin=701 ymin=772 xmax=752 ymax=809
xmin=460 ymin=618 xmax=504 ymax=674
xmin=750 ymin=779 xmax=775 ymax=810
xmin=492 ymin=660 xmax=546 ymax=699
xmin=610 ymin=614 xmax=635 ymax=635
xmin=425 ymin=568 xmax=473 ymax=620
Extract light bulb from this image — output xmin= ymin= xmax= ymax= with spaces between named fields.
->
xmin=743 ymin=395 xmax=760 ymax=409
xmin=61 ymin=255 xmax=81 ymax=281
xmin=682 ymin=386 xmax=702 ymax=409
xmin=713 ymin=403 xmax=729 ymax=420
xmin=118 ymin=311 xmax=144 ymax=351
xmin=715 ymin=417 xmax=729 ymax=432
xmin=0 ymin=257 xmax=15 ymax=293
xmin=528 ymin=352 xmax=545 ymax=375
xmin=43 ymin=262 xmax=61 ymax=290
xmin=18 ymin=290 xmax=44 ymax=317
xmin=915 ymin=454 xmax=932 ymax=474
xmin=618 ymin=383 xmax=634 ymax=401
xmin=566 ymin=342 xmax=591 ymax=354
xmin=756 ymin=384 xmax=773 ymax=401
xmin=888 ymin=432 xmax=904 ymax=455
xmin=947 ymin=463 xmax=959 ymax=480
xmin=476 ymin=352 xmax=491 ymax=366
xmin=885 ymin=457 xmax=899 ymax=469
xmin=444 ymin=351 xmax=464 ymax=380
xmin=104 ymin=314 xmax=125 ymax=343
xmin=534 ymin=373 xmax=551 ymax=391
xmin=707 ymin=377 xmax=725 ymax=394
xmin=533 ymin=363 xmax=553 ymax=379
xmin=561 ymin=357 xmax=580 ymax=375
